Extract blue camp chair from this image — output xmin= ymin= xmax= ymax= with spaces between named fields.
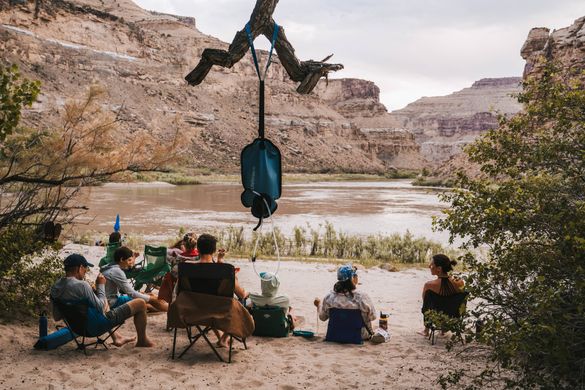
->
xmin=52 ymin=299 xmax=124 ymax=354
xmin=325 ymin=308 xmax=365 ymax=345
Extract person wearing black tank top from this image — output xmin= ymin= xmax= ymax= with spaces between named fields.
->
xmin=419 ymin=254 xmax=464 ymax=336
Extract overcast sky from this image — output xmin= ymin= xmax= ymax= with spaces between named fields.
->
xmin=133 ymin=0 xmax=585 ymax=111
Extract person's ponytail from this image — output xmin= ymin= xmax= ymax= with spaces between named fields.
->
xmin=432 ymin=254 xmax=455 ymax=273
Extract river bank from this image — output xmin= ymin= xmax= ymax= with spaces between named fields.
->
xmin=0 ymin=243 xmax=478 ymax=390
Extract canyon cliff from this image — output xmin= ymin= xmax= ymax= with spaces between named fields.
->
xmin=1 ymin=0 xmax=546 ymax=175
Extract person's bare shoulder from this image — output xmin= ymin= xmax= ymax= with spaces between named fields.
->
xmin=452 ymin=277 xmax=465 ymax=289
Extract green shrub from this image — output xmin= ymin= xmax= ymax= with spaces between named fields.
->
xmin=0 ymin=228 xmax=62 ymax=319
xmin=436 ymin=67 xmax=585 ymax=389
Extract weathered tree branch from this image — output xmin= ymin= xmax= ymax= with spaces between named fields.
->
xmin=185 ymin=0 xmax=343 ymax=94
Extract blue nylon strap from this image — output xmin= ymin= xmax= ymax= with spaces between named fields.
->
xmin=245 ymin=22 xmax=279 ymax=81
xmin=245 ymin=23 xmax=261 ymax=78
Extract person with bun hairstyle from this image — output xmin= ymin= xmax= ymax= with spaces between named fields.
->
xmin=419 ymin=254 xmax=464 ymax=336
xmin=180 ymin=233 xmax=199 ymax=258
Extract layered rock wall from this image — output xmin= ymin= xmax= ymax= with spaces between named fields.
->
xmin=386 ymin=77 xmax=523 ymax=163
xmin=521 ymin=16 xmax=585 ymax=79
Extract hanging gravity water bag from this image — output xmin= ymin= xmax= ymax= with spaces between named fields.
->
xmin=240 ymin=138 xmax=281 ymax=224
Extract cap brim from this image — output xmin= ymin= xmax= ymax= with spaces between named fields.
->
xmin=86 ymin=262 xmax=95 ymax=267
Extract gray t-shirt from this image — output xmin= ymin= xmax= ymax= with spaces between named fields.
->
xmin=101 ymin=263 xmax=150 ymax=307
xmin=50 ymin=277 xmax=106 ymax=320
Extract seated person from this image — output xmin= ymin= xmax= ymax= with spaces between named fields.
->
xmin=159 ymin=233 xmax=198 ymax=304
xmin=166 ymin=233 xmax=190 ymax=261
xmin=50 ymin=254 xmax=153 ymax=347
xmin=196 ymin=233 xmax=248 ymax=346
xmin=248 ymin=272 xmax=290 ymax=315
xmin=109 ymin=231 xmax=122 ymax=245
xmin=314 ymin=264 xmax=376 ymax=340
xmin=180 ymin=233 xmax=199 ymax=259
xmin=419 ymin=254 xmax=464 ymax=336
xmin=102 ymin=246 xmax=168 ymax=312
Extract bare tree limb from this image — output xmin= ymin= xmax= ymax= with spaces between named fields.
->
xmin=184 ymin=0 xmax=343 ymax=94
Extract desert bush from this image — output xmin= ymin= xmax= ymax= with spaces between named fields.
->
xmin=0 ymin=227 xmax=62 ymax=318
xmin=435 ymin=66 xmax=585 ymax=389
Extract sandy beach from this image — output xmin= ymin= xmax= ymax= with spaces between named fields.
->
xmin=0 ymin=244 xmax=477 ymax=390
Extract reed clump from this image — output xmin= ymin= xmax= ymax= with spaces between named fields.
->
xmin=216 ymin=222 xmax=452 ymax=264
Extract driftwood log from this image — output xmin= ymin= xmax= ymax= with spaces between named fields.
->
xmin=184 ymin=0 xmax=343 ymax=94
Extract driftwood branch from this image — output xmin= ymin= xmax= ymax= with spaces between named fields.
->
xmin=185 ymin=0 xmax=343 ymax=94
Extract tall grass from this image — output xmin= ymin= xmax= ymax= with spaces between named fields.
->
xmin=70 ymin=223 xmax=454 ymax=266
xmin=216 ymin=222 xmax=452 ymax=264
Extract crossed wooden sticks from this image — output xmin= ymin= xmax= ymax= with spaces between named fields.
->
xmin=184 ymin=0 xmax=343 ymax=94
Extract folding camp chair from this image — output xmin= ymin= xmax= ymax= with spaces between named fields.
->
xmin=250 ymin=305 xmax=291 ymax=338
xmin=422 ymin=290 xmax=469 ymax=345
xmin=171 ymin=262 xmax=248 ymax=363
xmin=98 ymin=242 xmax=122 ymax=268
xmin=131 ymin=245 xmax=170 ymax=292
xmin=325 ymin=308 xmax=365 ymax=345
xmin=52 ymin=299 xmax=124 ymax=355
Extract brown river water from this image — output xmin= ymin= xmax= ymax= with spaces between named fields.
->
xmin=73 ymin=180 xmax=451 ymax=244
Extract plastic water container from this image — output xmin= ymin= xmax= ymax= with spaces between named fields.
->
xmin=39 ymin=311 xmax=48 ymax=338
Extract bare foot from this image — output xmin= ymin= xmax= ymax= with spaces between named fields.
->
xmin=135 ymin=339 xmax=155 ymax=348
xmin=216 ymin=340 xmax=228 ymax=348
xmin=112 ymin=335 xmax=136 ymax=347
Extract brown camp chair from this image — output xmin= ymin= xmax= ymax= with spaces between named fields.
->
xmin=168 ymin=262 xmax=254 ymax=363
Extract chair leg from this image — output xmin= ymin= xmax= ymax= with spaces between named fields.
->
xmin=197 ymin=325 xmax=225 ymax=363
xmin=177 ymin=327 xmax=204 ymax=359
xmin=172 ymin=328 xmax=177 ymax=359
xmin=228 ymin=336 xmax=233 ymax=363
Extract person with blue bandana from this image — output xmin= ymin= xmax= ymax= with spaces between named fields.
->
xmin=314 ymin=264 xmax=376 ymax=340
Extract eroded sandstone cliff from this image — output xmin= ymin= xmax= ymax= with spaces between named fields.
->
xmin=521 ymin=16 xmax=585 ymax=79
xmin=1 ymin=0 xmax=423 ymax=174
xmin=1 ymin=0 xmax=541 ymax=175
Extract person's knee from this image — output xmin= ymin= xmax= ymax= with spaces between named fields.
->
xmin=129 ymin=298 xmax=147 ymax=314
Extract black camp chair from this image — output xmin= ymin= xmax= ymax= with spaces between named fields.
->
xmin=52 ymin=299 xmax=124 ymax=354
xmin=422 ymin=290 xmax=469 ymax=345
xmin=171 ymin=262 xmax=248 ymax=363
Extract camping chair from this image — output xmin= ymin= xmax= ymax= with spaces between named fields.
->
xmin=325 ymin=308 xmax=365 ymax=345
xmin=250 ymin=305 xmax=291 ymax=338
xmin=98 ymin=241 xmax=122 ymax=268
xmin=52 ymin=299 xmax=124 ymax=355
xmin=422 ymin=290 xmax=469 ymax=345
xmin=131 ymin=245 xmax=170 ymax=292
xmin=170 ymin=262 xmax=249 ymax=363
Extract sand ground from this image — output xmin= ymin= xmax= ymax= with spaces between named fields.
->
xmin=0 ymin=244 xmax=478 ymax=390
